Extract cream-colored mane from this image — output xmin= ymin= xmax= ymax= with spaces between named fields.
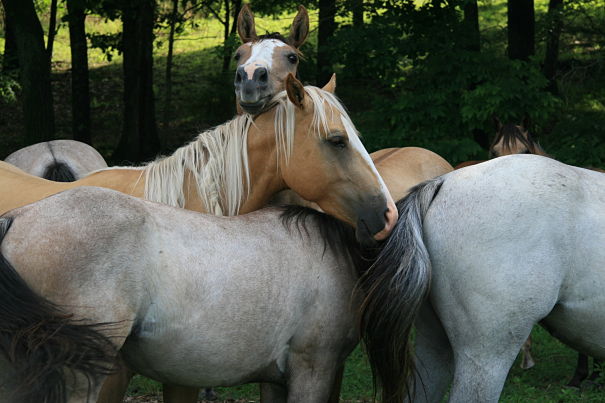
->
xmin=144 ymin=85 xmax=358 ymax=216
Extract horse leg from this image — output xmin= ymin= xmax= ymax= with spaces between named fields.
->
xmin=567 ymin=354 xmax=589 ymax=387
xmin=260 ymin=382 xmax=287 ymax=403
xmin=95 ymin=357 xmax=135 ymax=403
xmin=412 ymin=301 xmax=454 ymax=403
xmin=286 ymin=352 xmax=342 ymax=403
xmin=163 ymin=385 xmax=200 ymax=403
xmin=520 ymin=335 xmax=536 ymax=369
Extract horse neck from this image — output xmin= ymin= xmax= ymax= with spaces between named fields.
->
xmin=237 ymin=121 xmax=285 ymax=214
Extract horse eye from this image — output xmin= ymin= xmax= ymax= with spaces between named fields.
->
xmin=328 ymin=136 xmax=346 ymax=149
xmin=234 ymin=53 xmax=241 ymax=61
xmin=287 ymin=54 xmax=298 ymax=64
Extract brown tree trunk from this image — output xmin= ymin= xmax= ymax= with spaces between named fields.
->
xmin=66 ymin=0 xmax=91 ymax=144
xmin=2 ymin=7 xmax=19 ymax=73
xmin=507 ymin=0 xmax=535 ymax=61
xmin=163 ymin=0 xmax=179 ymax=128
xmin=317 ymin=0 xmax=336 ymax=86
xmin=113 ymin=0 xmax=160 ymax=162
xmin=1 ymin=0 xmax=55 ymax=143
xmin=352 ymin=0 xmax=363 ymax=28
xmin=462 ymin=0 xmax=480 ymax=52
xmin=46 ymin=0 xmax=58 ymax=62
xmin=221 ymin=0 xmax=230 ymax=72
xmin=543 ymin=0 xmax=563 ymax=94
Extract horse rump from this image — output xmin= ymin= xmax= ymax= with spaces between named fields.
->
xmin=0 ymin=217 xmax=118 ymax=403
xmin=357 ymin=177 xmax=443 ymax=403
xmin=43 ymin=161 xmax=77 ymax=182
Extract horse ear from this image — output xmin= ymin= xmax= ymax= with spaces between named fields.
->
xmin=237 ymin=4 xmax=257 ymax=43
xmin=288 ymin=5 xmax=309 ymax=48
xmin=492 ymin=115 xmax=502 ymax=131
xmin=286 ymin=73 xmax=305 ymax=108
xmin=322 ymin=74 xmax=336 ymax=93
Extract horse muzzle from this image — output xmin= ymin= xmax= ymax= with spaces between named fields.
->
xmin=235 ymin=66 xmax=272 ymax=115
xmin=355 ymin=197 xmax=398 ymax=248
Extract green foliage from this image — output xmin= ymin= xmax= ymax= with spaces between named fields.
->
xmin=0 ymin=74 xmax=19 ymax=104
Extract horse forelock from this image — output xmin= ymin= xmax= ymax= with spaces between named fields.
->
xmin=272 ymin=86 xmax=360 ymax=166
xmin=493 ymin=123 xmax=543 ymax=155
xmin=144 ymin=114 xmax=253 ymax=216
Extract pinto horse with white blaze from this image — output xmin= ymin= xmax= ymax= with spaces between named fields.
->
xmin=233 ymin=4 xmax=453 ymax=205
xmin=4 ymin=139 xmax=108 ymax=181
xmin=0 ymin=186 xmax=423 ymax=403
xmin=359 ymin=154 xmax=605 ymax=403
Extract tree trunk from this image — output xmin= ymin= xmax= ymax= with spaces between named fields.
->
xmin=221 ymin=0 xmax=230 ymax=72
xmin=1 ymin=0 xmax=55 ymax=143
xmin=352 ymin=0 xmax=363 ymax=28
xmin=66 ymin=0 xmax=91 ymax=144
xmin=317 ymin=0 xmax=336 ymax=86
xmin=462 ymin=0 xmax=480 ymax=52
xmin=163 ymin=0 xmax=179 ymax=128
xmin=2 ymin=8 xmax=19 ymax=73
xmin=543 ymin=0 xmax=563 ymax=94
xmin=230 ymin=0 xmax=241 ymax=35
xmin=46 ymin=0 xmax=58 ymax=62
xmin=507 ymin=0 xmax=535 ymax=61
xmin=113 ymin=0 xmax=160 ymax=162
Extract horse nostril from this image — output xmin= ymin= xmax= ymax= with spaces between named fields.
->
xmin=235 ymin=70 xmax=243 ymax=83
xmin=258 ymin=68 xmax=268 ymax=82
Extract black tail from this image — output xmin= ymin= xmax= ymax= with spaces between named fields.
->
xmin=358 ymin=177 xmax=444 ymax=403
xmin=0 ymin=217 xmax=118 ymax=403
xmin=43 ymin=162 xmax=77 ymax=182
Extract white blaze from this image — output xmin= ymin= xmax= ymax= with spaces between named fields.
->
xmin=242 ymin=39 xmax=287 ymax=79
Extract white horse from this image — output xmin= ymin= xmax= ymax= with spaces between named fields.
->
xmin=0 ymin=186 xmax=423 ymax=403
xmin=4 ymin=140 xmax=107 ymax=181
xmin=359 ymin=154 xmax=605 ymax=402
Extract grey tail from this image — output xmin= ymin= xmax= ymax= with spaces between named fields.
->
xmin=358 ymin=176 xmax=444 ymax=403
xmin=43 ymin=161 xmax=77 ymax=182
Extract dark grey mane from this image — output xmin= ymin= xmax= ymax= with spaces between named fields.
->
xmin=257 ymin=32 xmax=289 ymax=44
xmin=280 ymin=205 xmax=375 ymax=275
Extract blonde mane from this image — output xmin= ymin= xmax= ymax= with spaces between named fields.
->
xmin=144 ymin=85 xmax=357 ymax=216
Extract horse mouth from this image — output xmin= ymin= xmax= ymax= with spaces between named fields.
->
xmin=239 ymin=98 xmax=271 ymax=115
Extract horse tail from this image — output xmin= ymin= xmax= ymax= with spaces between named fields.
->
xmin=0 ymin=217 xmax=118 ymax=403
xmin=43 ymin=161 xmax=77 ymax=182
xmin=358 ymin=176 xmax=444 ymax=403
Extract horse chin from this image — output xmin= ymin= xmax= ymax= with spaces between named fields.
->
xmin=238 ymin=96 xmax=272 ymax=115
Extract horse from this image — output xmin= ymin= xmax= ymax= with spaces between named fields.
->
xmin=0 ymin=186 xmax=424 ymax=403
xmin=233 ymin=5 xmax=453 ymax=204
xmin=359 ymin=154 xmax=605 ymax=402
xmin=4 ymin=139 xmax=108 ymax=181
xmin=0 ymin=76 xmax=396 ymax=244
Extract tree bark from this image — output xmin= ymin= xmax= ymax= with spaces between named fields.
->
xmin=163 ymin=0 xmax=179 ymax=128
xmin=221 ymin=0 xmax=230 ymax=72
xmin=46 ymin=0 xmax=58 ymax=62
xmin=352 ymin=0 xmax=363 ymax=28
xmin=66 ymin=0 xmax=91 ymax=144
xmin=1 ymin=0 xmax=55 ymax=143
xmin=2 ymin=7 xmax=19 ymax=73
xmin=543 ymin=0 xmax=563 ymax=94
xmin=113 ymin=0 xmax=160 ymax=162
xmin=507 ymin=0 xmax=535 ymax=61
xmin=317 ymin=0 xmax=336 ymax=86
xmin=462 ymin=0 xmax=480 ymax=52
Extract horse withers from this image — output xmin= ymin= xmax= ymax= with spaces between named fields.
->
xmin=360 ymin=154 xmax=605 ymax=402
xmin=0 ymin=186 xmax=422 ymax=403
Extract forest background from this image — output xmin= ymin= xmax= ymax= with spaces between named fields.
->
xmin=0 ymin=0 xmax=604 ymax=401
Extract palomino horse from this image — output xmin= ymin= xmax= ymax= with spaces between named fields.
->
xmin=4 ymin=140 xmax=108 ymax=181
xmin=0 ymin=186 xmax=423 ymax=403
xmin=360 ymin=154 xmax=605 ymax=403
xmin=233 ymin=5 xmax=454 ymax=204
xmin=0 ymin=76 xmax=396 ymax=244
